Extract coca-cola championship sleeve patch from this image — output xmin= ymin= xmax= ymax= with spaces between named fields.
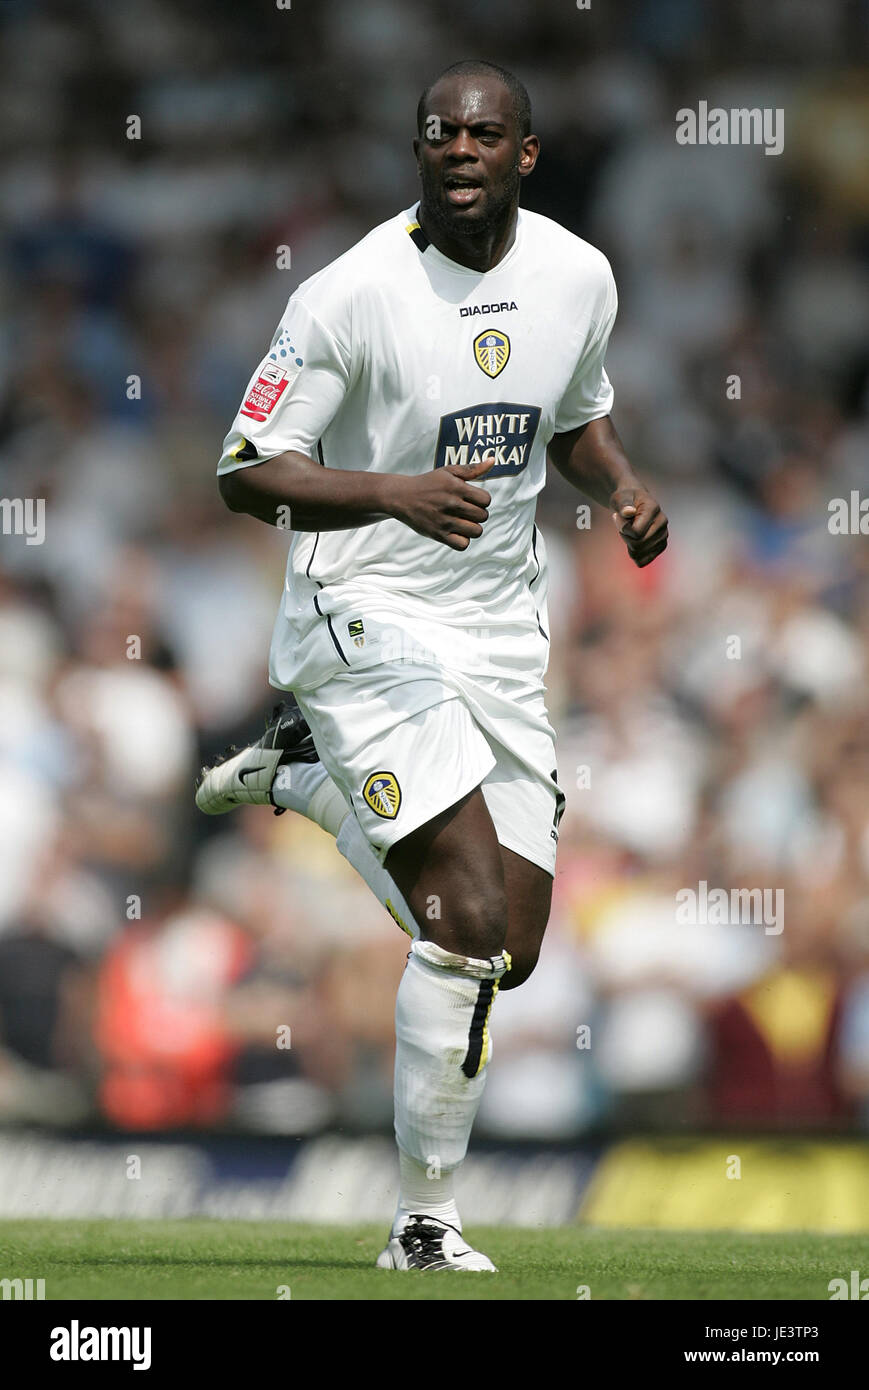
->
xmin=217 ymin=294 xmax=352 ymax=476
xmin=240 ymin=360 xmax=299 ymax=422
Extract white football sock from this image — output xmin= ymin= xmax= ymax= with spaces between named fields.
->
xmin=272 ymin=764 xmax=422 ymax=937
xmin=306 ymin=775 xmax=350 ymax=837
xmin=272 ymin=760 xmax=336 ymax=822
xmin=394 ymin=1149 xmax=462 ymax=1233
xmin=392 ymin=939 xmax=509 ymax=1236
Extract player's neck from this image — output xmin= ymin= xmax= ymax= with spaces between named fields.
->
xmin=417 ymin=204 xmax=518 ymax=273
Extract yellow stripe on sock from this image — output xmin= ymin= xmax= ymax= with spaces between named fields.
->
xmin=478 ymin=979 xmax=500 ymax=1072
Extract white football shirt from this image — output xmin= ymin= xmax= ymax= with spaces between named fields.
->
xmin=218 ymin=204 xmax=617 ymax=690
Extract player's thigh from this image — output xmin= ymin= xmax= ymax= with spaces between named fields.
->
xmin=499 ymin=845 xmax=553 ymax=989
xmin=298 ymin=671 xmax=508 ymax=959
xmin=385 ymin=785 xmax=508 ymax=961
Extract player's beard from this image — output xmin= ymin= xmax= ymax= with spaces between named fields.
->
xmin=423 ymin=161 xmax=521 ymax=241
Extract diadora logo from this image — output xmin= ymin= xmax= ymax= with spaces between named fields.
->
xmin=434 ymin=403 xmax=541 ymax=477
xmin=459 ymin=301 xmax=518 ymax=317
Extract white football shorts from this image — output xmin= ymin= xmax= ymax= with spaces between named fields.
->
xmin=288 ymin=600 xmax=564 ymax=878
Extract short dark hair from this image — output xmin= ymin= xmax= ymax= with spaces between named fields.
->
xmin=417 ymin=60 xmax=532 ymax=140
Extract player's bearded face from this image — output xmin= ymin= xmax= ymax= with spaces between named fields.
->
xmin=420 ymin=148 xmax=521 ymax=239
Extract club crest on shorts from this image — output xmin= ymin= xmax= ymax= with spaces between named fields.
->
xmin=362 ymin=771 xmax=401 ymax=819
xmin=473 ymin=329 xmax=510 ymax=379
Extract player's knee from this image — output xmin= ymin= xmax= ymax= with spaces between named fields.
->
xmin=455 ymin=899 xmax=507 ymax=960
xmin=429 ymin=883 xmax=507 ymax=961
xmin=499 ymin=944 xmax=540 ymax=990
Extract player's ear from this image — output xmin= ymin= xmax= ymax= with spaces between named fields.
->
xmin=412 ymin=136 xmax=420 ymax=166
xmin=518 ymin=134 xmax=539 ymax=177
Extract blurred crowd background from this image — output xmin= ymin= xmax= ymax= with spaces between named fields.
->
xmin=0 ymin=0 xmax=867 ymax=1143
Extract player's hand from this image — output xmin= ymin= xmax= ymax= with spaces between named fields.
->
xmin=610 ymin=486 xmax=668 ymax=568
xmin=391 ymin=453 xmax=495 ymax=551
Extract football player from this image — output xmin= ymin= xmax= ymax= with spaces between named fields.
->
xmin=197 ymin=60 xmax=667 ymax=1271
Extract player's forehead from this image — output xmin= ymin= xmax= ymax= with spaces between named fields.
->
xmin=424 ymin=73 xmax=513 ymax=128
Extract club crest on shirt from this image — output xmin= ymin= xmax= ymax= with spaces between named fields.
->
xmin=473 ymin=330 xmax=510 ymax=379
xmin=362 ymin=771 xmax=401 ymax=819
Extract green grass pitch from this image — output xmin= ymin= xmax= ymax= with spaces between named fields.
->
xmin=0 ymin=1221 xmax=861 ymax=1300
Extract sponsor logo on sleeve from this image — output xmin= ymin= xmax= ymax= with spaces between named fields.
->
xmin=240 ymin=361 xmax=295 ymax=422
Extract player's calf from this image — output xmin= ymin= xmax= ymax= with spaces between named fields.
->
xmin=380 ymin=790 xmax=509 ymax=1261
xmin=382 ymin=935 xmax=508 ymax=1268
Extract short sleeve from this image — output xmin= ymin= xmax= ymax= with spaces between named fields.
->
xmin=218 ymin=296 xmax=351 ymax=475
xmin=553 ymin=263 xmax=618 ymax=434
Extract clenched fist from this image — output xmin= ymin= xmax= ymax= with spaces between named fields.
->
xmin=610 ymin=486 xmax=668 ymax=568
xmin=391 ymin=453 xmax=495 ymax=551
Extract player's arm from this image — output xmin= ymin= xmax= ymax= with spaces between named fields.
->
xmin=219 ymin=452 xmax=390 ymax=529
xmin=548 ymin=415 xmax=668 ymax=568
xmin=219 ymin=449 xmax=494 ymax=553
